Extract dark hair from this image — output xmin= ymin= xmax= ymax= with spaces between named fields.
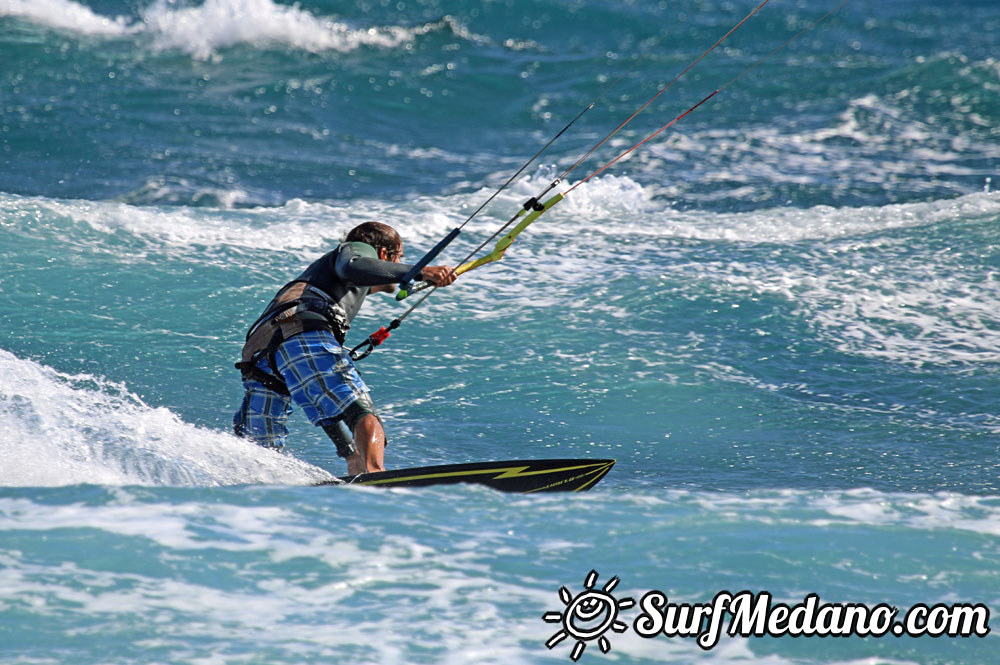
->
xmin=345 ymin=222 xmax=402 ymax=259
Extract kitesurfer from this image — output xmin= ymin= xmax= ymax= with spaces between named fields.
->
xmin=233 ymin=221 xmax=457 ymax=474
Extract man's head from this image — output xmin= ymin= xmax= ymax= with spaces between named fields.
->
xmin=345 ymin=222 xmax=403 ymax=262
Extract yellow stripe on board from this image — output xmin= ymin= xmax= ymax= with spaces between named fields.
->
xmin=354 ymin=459 xmax=613 ymax=488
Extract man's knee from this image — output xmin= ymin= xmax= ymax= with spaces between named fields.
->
xmin=341 ymin=393 xmax=377 ymax=431
xmin=320 ymin=393 xmax=383 ymax=458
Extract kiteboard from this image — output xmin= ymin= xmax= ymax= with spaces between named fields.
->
xmin=314 ymin=458 xmax=615 ymax=493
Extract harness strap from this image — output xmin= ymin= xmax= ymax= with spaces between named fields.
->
xmin=235 ymin=359 xmax=292 ymax=396
xmin=236 ymin=283 xmax=350 ymax=393
xmin=244 ymin=282 xmax=339 ymax=339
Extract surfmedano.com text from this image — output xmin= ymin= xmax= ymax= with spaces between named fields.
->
xmin=634 ymin=591 xmax=991 ymax=649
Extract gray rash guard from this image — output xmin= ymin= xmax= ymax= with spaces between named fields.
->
xmin=284 ymin=241 xmax=417 ymax=326
xmin=237 ymin=241 xmax=419 ymax=390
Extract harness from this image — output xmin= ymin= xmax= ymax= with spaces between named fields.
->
xmin=235 ymin=281 xmax=350 ymax=395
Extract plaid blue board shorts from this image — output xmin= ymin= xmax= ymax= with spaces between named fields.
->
xmin=233 ymin=329 xmax=370 ymax=449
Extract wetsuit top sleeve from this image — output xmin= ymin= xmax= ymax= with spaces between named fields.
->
xmin=334 ymin=241 xmax=419 ymax=286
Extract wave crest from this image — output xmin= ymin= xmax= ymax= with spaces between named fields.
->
xmin=0 ymin=0 xmax=463 ymax=58
xmin=0 ymin=348 xmax=331 ymax=487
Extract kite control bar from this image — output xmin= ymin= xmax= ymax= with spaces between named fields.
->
xmin=396 ymin=227 xmax=461 ymax=300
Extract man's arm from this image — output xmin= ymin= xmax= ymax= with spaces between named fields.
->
xmin=417 ymin=265 xmax=457 ymax=287
xmin=335 ymin=244 xmax=457 ymax=288
xmin=335 ymin=244 xmax=411 ymax=286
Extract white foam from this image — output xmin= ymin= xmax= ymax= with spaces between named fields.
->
xmin=0 ymin=492 xmax=935 ymax=665
xmin=3 ymin=192 xmax=469 ymax=268
xmin=13 ymin=176 xmax=998 ymax=254
xmin=0 ymin=0 xmax=130 ymax=35
xmin=0 ymin=494 xmax=558 ymax=663
xmin=46 ymin=197 xmax=344 ymax=256
xmin=8 ymin=183 xmax=1000 ymax=369
xmin=531 ymin=185 xmax=1000 ymax=368
xmin=0 ymin=486 xmax=984 ymax=664
xmin=0 ymin=0 xmax=451 ymax=59
xmin=0 ymin=348 xmax=331 ymax=487
xmin=811 ymin=489 xmax=1000 ymax=537
xmin=627 ymin=73 xmax=1000 ymax=209
xmin=141 ymin=0 xmax=421 ymax=60
xmin=119 ymin=176 xmax=254 ymax=209
xmin=678 ymin=194 xmax=1000 ymax=368
xmin=620 ymin=488 xmax=1000 ymax=538
xmin=564 ymin=182 xmax=1000 ymax=244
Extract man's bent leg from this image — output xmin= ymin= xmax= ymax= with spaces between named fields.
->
xmin=351 ymin=413 xmax=386 ymax=474
xmin=320 ymin=394 xmax=385 ymax=475
xmin=276 ymin=331 xmax=386 ymax=472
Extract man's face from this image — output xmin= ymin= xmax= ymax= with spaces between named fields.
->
xmin=372 ymin=242 xmax=404 ymax=294
xmin=380 ymin=243 xmax=403 ymax=263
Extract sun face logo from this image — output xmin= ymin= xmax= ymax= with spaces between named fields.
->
xmin=542 ymin=570 xmax=635 ymax=661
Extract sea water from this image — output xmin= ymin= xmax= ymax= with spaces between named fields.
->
xmin=1 ymin=1 xmax=998 ymax=663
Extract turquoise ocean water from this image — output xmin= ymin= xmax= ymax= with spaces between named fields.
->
xmin=1 ymin=1 xmax=998 ymax=663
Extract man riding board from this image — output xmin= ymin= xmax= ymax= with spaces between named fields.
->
xmin=233 ymin=221 xmax=457 ymax=474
